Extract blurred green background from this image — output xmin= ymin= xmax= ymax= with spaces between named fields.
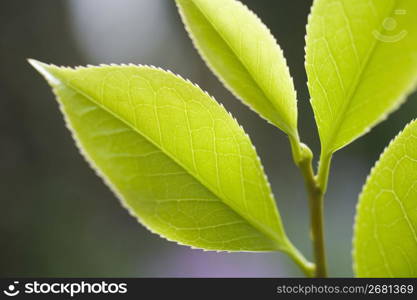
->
xmin=1 ymin=0 xmax=416 ymax=277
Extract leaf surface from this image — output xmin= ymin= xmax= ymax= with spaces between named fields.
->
xmin=306 ymin=0 xmax=417 ymax=154
xmin=30 ymin=60 xmax=290 ymax=252
xmin=354 ymin=120 xmax=417 ymax=277
xmin=176 ymin=0 xmax=298 ymax=137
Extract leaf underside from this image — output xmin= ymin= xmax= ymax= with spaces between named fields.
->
xmin=30 ymin=60 xmax=290 ymax=252
xmin=176 ymin=0 xmax=298 ymax=137
xmin=306 ymin=0 xmax=417 ymax=154
xmin=354 ymin=120 xmax=417 ymax=277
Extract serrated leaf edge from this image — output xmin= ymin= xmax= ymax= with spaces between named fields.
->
xmin=175 ymin=0 xmax=298 ymax=138
xmin=305 ymin=0 xmax=417 ymax=154
xmin=29 ymin=59 xmax=288 ymax=253
xmin=352 ymin=118 xmax=417 ymax=276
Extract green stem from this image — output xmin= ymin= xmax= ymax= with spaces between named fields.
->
xmin=289 ymin=133 xmax=303 ymax=165
xmin=284 ymin=239 xmax=315 ymax=277
xmin=308 ymin=184 xmax=327 ymax=277
xmin=287 ymin=132 xmax=333 ymax=277
xmin=310 ymin=151 xmax=332 ymax=277
xmin=293 ymin=141 xmax=330 ymax=277
xmin=317 ymin=152 xmax=332 ymax=191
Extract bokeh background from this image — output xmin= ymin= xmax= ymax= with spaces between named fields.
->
xmin=1 ymin=0 xmax=416 ymax=277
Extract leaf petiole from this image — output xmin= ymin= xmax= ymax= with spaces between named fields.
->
xmin=283 ymin=239 xmax=315 ymax=277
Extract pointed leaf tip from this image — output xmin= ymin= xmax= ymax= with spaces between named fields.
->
xmin=33 ymin=63 xmax=291 ymax=252
xmin=28 ymin=59 xmax=61 ymax=86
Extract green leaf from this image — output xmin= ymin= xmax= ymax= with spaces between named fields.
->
xmin=29 ymin=59 xmax=291 ymax=252
xmin=175 ymin=0 xmax=298 ymax=138
xmin=353 ymin=119 xmax=417 ymax=277
xmin=306 ymin=0 xmax=417 ymax=155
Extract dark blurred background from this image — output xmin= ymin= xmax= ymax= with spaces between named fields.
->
xmin=1 ymin=0 xmax=416 ymax=277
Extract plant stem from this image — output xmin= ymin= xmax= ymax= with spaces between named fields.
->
xmin=292 ymin=138 xmax=330 ymax=277
xmin=317 ymin=152 xmax=332 ymax=191
xmin=284 ymin=239 xmax=315 ymax=277
xmin=308 ymin=184 xmax=327 ymax=277
xmin=313 ymin=152 xmax=332 ymax=277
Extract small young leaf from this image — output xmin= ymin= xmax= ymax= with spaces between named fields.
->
xmin=175 ymin=0 xmax=298 ymax=137
xmin=353 ymin=119 xmax=417 ymax=277
xmin=29 ymin=60 xmax=291 ymax=252
xmin=306 ymin=0 xmax=417 ymax=155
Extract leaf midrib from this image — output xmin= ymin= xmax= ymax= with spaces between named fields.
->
xmin=323 ymin=0 xmax=399 ymax=153
xmin=55 ymin=72 xmax=284 ymax=248
xmin=186 ymin=0 xmax=294 ymax=136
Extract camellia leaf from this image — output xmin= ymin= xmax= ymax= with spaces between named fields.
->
xmin=175 ymin=0 xmax=298 ymax=138
xmin=29 ymin=59 xmax=292 ymax=252
xmin=353 ymin=119 xmax=417 ymax=277
xmin=306 ymin=0 xmax=417 ymax=155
